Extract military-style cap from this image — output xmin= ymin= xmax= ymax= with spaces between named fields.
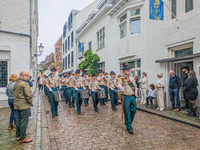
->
xmin=121 ymin=65 xmax=130 ymax=70
xmin=68 ymin=71 xmax=72 ymax=75
xmin=75 ymin=69 xmax=81 ymax=74
xmin=181 ymin=66 xmax=189 ymax=71
xmin=92 ymin=73 xmax=97 ymax=76
xmin=99 ymin=70 xmax=104 ymax=73
xmin=64 ymin=74 xmax=68 ymax=77
xmin=84 ymin=72 xmax=88 ymax=75
xmin=51 ymin=67 xmax=57 ymax=71
xmin=110 ymin=71 xmax=116 ymax=75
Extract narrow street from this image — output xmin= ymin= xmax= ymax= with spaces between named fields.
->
xmin=42 ymin=93 xmax=200 ymax=150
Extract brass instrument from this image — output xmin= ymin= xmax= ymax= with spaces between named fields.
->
xmin=118 ymin=75 xmax=121 ymax=78
xmin=72 ymin=73 xmax=75 ymax=77
xmin=104 ymin=72 xmax=109 ymax=78
xmin=88 ymin=74 xmax=92 ymax=78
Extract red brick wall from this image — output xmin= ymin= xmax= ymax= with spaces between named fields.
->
xmin=55 ymin=36 xmax=62 ymax=62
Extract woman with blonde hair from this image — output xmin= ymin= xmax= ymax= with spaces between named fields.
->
xmin=6 ymin=74 xmax=18 ymax=130
xmin=183 ymin=71 xmax=198 ymax=117
xmin=156 ymin=73 xmax=165 ymax=111
xmin=139 ymin=72 xmax=148 ymax=104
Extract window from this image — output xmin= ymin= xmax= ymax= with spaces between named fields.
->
xmin=120 ymin=22 xmax=127 ymax=39
xmin=82 ymin=43 xmax=84 ymax=53
xmin=172 ymin=0 xmax=177 ymax=19
xmin=98 ymin=62 xmax=105 ymax=72
xmin=68 ymin=54 xmax=70 ymax=68
xmin=97 ymin=28 xmax=105 ymax=49
xmin=63 ymin=43 xmax=65 ymax=54
xmin=71 ymin=32 xmax=73 ymax=47
xmin=88 ymin=42 xmax=92 ymax=50
xmin=71 ymin=51 xmax=73 ymax=67
xmin=0 ymin=61 xmax=8 ymax=87
xmin=186 ymin=0 xmax=193 ymax=12
xmin=137 ymin=60 xmax=141 ymax=68
xmin=120 ymin=14 xmax=127 ymax=22
xmin=175 ymin=47 xmax=193 ymax=57
xmin=63 ymin=25 xmax=66 ymax=38
xmin=65 ymin=57 xmax=67 ymax=69
xmin=131 ymin=9 xmax=140 ymax=16
xmin=131 ymin=17 xmax=140 ymax=34
xmin=68 ymin=36 xmax=70 ymax=50
xmin=63 ymin=58 xmax=65 ymax=70
xmin=68 ymin=12 xmax=73 ymax=31
xmin=65 ymin=40 xmax=67 ymax=53
xmin=128 ymin=61 xmax=135 ymax=68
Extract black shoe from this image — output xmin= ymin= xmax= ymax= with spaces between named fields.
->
xmin=56 ymin=113 xmax=59 ymax=116
xmin=100 ymin=104 xmax=103 ymax=106
xmin=72 ymin=105 xmax=75 ymax=107
xmin=188 ymin=113 xmax=197 ymax=117
xmin=78 ymin=111 xmax=81 ymax=114
xmin=145 ymin=104 xmax=149 ymax=107
xmin=66 ymin=102 xmax=68 ymax=104
xmin=69 ymin=105 xmax=72 ymax=108
xmin=112 ymin=107 xmax=117 ymax=111
xmin=95 ymin=109 xmax=98 ymax=112
xmin=52 ymin=114 xmax=55 ymax=118
xmin=128 ymin=129 xmax=134 ymax=134
xmin=150 ymin=105 xmax=154 ymax=108
xmin=103 ymin=103 xmax=106 ymax=105
xmin=116 ymin=102 xmax=119 ymax=105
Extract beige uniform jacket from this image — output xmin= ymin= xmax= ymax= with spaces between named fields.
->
xmin=118 ymin=76 xmax=137 ymax=95
xmin=73 ymin=76 xmax=83 ymax=88
xmin=14 ymin=78 xmax=33 ymax=110
xmin=61 ymin=78 xmax=68 ymax=86
xmin=97 ymin=76 xmax=106 ymax=86
xmin=83 ymin=77 xmax=90 ymax=87
xmin=107 ymin=78 xmax=118 ymax=89
xmin=46 ymin=75 xmax=61 ymax=88
xmin=89 ymin=79 xmax=99 ymax=90
xmin=66 ymin=77 xmax=74 ymax=88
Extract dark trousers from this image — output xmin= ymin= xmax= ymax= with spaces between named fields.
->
xmin=169 ymin=88 xmax=180 ymax=109
xmin=39 ymin=84 xmax=43 ymax=91
xmin=84 ymin=87 xmax=89 ymax=105
xmin=29 ymin=108 xmax=31 ymax=117
xmin=75 ymin=88 xmax=82 ymax=113
xmin=109 ymin=89 xmax=118 ymax=108
xmin=183 ymin=92 xmax=189 ymax=108
xmin=49 ymin=88 xmax=59 ymax=115
xmin=146 ymin=96 xmax=154 ymax=105
xmin=62 ymin=86 xmax=68 ymax=103
xmin=16 ymin=108 xmax=29 ymax=140
xmin=105 ymin=86 xmax=108 ymax=101
xmin=8 ymin=99 xmax=17 ymax=124
xmin=123 ymin=95 xmax=137 ymax=130
xmin=100 ymin=85 xmax=105 ymax=104
xmin=92 ymin=91 xmax=99 ymax=111
xmin=68 ymin=88 xmax=75 ymax=106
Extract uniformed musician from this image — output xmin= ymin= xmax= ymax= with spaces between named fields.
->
xmin=118 ymin=65 xmax=137 ymax=134
xmin=107 ymin=71 xmax=118 ymax=111
xmin=46 ymin=67 xmax=62 ymax=118
xmin=66 ymin=71 xmax=75 ymax=108
xmin=73 ymin=69 xmax=84 ymax=114
xmin=97 ymin=70 xmax=107 ymax=105
xmin=82 ymin=72 xmax=90 ymax=107
xmin=89 ymin=73 xmax=103 ymax=112
xmin=61 ymin=74 xmax=68 ymax=103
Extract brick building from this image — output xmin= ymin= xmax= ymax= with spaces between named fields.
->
xmin=55 ymin=36 xmax=63 ymax=62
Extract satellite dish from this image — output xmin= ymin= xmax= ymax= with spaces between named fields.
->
xmin=45 ymin=70 xmax=51 ymax=76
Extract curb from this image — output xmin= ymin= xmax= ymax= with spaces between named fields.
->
xmin=137 ymin=106 xmax=200 ymax=129
xmin=41 ymin=94 xmax=51 ymax=150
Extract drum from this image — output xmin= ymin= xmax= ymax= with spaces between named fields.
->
xmin=80 ymin=90 xmax=90 ymax=99
xmin=53 ymin=91 xmax=64 ymax=102
xmin=97 ymin=90 xmax=106 ymax=99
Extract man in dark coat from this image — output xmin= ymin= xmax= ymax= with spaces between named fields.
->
xmin=182 ymin=66 xmax=189 ymax=109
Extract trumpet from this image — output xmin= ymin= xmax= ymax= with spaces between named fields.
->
xmin=104 ymin=72 xmax=108 ymax=76
xmin=118 ymin=75 xmax=121 ymax=78
xmin=72 ymin=73 xmax=75 ymax=77
xmin=88 ymin=74 xmax=92 ymax=78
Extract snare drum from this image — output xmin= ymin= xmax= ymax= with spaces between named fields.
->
xmin=80 ymin=90 xmax=90 ymax=99
xmin=97 ymin=90 xmax=106 ymax=99
xmin=53 ymin=91 xmax=64 ymax=102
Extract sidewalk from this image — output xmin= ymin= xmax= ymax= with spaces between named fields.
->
xmin=137 ymin=102 xmax=200 ymax=128
xmin=0 ymin=91 xmax=41 ymax=150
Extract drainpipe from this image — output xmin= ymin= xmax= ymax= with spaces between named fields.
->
xmin=30 ymin=0 xmax=32 ymax=71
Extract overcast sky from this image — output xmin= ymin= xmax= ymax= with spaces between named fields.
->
xmin=38 ymin=0 xmax=95 ymax=63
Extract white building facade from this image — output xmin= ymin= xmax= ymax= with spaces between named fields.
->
xmin=73 ymin=0 xmax=200 ymax=107
xmin=0 ymin=0 xmax=39 ymax=100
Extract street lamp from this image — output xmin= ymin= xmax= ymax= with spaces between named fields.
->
xmin=34 ymin=43 xmax=44 ymax=57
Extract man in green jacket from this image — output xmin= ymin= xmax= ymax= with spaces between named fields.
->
xmin=14 ymin=71 xmax=33 ymax=143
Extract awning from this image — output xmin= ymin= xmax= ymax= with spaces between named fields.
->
xmin=155 ymin=53 xmax=200 ymax=63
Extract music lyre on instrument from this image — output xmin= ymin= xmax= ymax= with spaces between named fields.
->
xmin=121 ymin=76 xmax=125 ymax=135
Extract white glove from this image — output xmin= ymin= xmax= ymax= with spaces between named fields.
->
xmin=70 ymin=76 xmax=72 ymax=78
xmin=75 ymin=87 xmax=79 ymax=91
xmin=83 ymin=87 xmax=86 ymax=90
xmin=110 ymin=87 xmax=114 ymax=90
xmin=59 ymin=86 xmax=62 ymax=90
xmin=101 ymin=88 xmax=104 ymax=91
xmin=92 ymin=89 xmax=95 ymax=92
xmin=102 ymin=75 xmax=104 ymax=78
xmin=49 ymin=88 xmax=52 ymax=92
xmin=115 ymin=77 xmax=118 ymax=79
xmin=121 ymin=86 xmax=124 ymax=92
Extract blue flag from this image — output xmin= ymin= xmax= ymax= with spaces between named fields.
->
xmin=78 ymin=41 xmax=81 ymax=52
xmin=149 ymin=0 xmax=164 ymax=20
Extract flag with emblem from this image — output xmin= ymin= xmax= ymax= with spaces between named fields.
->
xmin=149 ymin=0 xmax=164 ymax=20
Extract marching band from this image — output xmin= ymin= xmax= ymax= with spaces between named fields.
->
xmin=42 ymin=65 xmax=137 ymax=134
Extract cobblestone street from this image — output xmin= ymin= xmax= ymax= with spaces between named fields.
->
xmin=0 ymin=91 xmax=41 ymax=150
xmin=43 ymin=93 xmax=200 ymax=150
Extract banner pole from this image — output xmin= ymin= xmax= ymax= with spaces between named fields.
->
xmin=163 ymin=1 xmax=178 ymax=21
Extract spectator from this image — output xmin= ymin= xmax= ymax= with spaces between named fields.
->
xmin=38 ymin=76 xmax=43 ymax=92
xmin=169 ymin=70 xmax=181 ymax=112
xmin=156 ymin=73 xmax=165 ymax=111
xmin=182 ymin=66 xmax=189 ymax=109
xmin=14 ymin=71 xmax=33 ymax=143
xmin=139 ymin=72 xmax=148 ymax=104
xmin=183 ymin=71 xmax=198 ymax=117
xmin=134 ymin=75 xmax=140 ymax=100
xmin=28 ymin=76 xmax=33 ymax=119
xmin=146 ymin=84 xmax=156 ymax=108
xmin=6 ymin=74 xmax=18 ymax=130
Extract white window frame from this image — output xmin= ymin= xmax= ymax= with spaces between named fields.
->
xmin=130 ymin=8 xmax=141 ymax=35
xmin=120 ymin=60 xmax=141 ymax=77
xmin=97 ymin=27 xmax=105 ymax=50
